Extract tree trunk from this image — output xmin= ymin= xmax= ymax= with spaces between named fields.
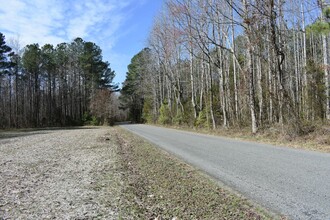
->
xmin=243 ymin=0 xmax=258 ymax=134
xmin=323 ymin=34 xmax=330 ymax=120
xmin=190 ymin=51 xmax=197 ymax=119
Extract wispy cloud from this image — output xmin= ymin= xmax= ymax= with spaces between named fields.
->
xmin=0 ymin=0 xmax=139 ymax=47
xmin=0 ymin=0 xmax=65 ymax=45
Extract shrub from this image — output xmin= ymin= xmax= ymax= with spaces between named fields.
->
xmin=195 ymin=109 xmax=209 ymax=128
xmin=173 ymin=111 xmax=184 ymax=125
xmin=158 ymin=104 xmax=172 ymax=125
xmin=82 ymin=112 xmax=91 ymax=124
xmin=91 ymin=116 xmax=100 ymax=126
xmin=142 ymin=98 xmax=153 ymax=123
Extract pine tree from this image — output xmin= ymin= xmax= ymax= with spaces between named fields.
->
xmin=0 ymin=33 xmax=14 ymax=73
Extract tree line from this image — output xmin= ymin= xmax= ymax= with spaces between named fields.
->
xmin=0 ymin=33 xmax=118 ymax=128
xmin=121 ymin=0 xmax=330 ymax=134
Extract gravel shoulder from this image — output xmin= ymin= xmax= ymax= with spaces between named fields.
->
xmin=0 ymin=127 xmax=120 ymax=219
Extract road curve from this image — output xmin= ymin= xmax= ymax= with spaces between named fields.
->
xmin=121 ymin=124 xmax=330 ymax=220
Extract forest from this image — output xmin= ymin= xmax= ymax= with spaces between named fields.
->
xmin=1 ymin=0 xmax=329 ymax=135
xmin=121 ymin=0 xmax=330 ymax=134
xmin=0 ymin=34 xmax=119 ymax=128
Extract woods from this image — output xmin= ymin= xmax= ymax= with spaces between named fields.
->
xmin=0 ymin=34 xmax=118 ymax=128
xmin=121 ymin=0 xmax=330 ymax=134
xmin=1 ymin=0 xmax=329 ymax=133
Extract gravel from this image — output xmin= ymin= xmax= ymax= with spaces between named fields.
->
xmin=0 ymin=127 xmax=119 ymax=219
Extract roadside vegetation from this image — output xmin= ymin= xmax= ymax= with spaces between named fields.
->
xmin=159 ymin=122 xmax=330 ymax=153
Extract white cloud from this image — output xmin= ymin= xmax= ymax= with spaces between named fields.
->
xmin=0 ymin=0 xmax=65 ymax=45
xmin=0 ymin=0 xmax=137 ymax=47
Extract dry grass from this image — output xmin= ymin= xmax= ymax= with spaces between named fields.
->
xmin=161 ymin=122 xmax=330 ymax=153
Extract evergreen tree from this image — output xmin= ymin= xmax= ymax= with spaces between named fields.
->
xmin=0 ymin=33 xmax=15 ymax=128
xmin=0 ymin=33 xmax=14 ymax=73
xmin=121 ymin=48 xmax=151 ymax=122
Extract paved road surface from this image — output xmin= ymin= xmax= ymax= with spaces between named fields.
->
xmin=121 ymin=124 xmax=330 ymax=220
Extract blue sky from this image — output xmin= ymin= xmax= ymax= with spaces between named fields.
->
xmin=0 ymin=0 xmax=163 ymax=85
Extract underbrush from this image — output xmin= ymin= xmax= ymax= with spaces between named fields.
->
xmin=156 ymin=121 xmax=330 ymax=153
xmin=254 ymin=121 xmax=330 ymax=152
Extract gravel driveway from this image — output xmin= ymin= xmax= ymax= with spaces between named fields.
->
xmin=0 ymin=127 xmax=119 ymax=219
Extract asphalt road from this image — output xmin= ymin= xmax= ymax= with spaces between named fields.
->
xmin=121 ymin=124 xmax=330 ymax=220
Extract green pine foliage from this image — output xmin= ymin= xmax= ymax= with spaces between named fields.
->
xmin=158 ymin=103 xmax=172 ymax=125
xmin=0 ymin=33 xmax=14 ymax=73
xmin=323 ymin=7 xmax=330 ymax=19
xmin=121 ymin=48 xmax=152 ymax=123
xmin=307 ymin=21 xmax=330 ymax=35
xmin=195 ymin=109 xmax=209 ymax=128
xmin=142 ymin=98 xmax=154 ymax=123
xmin=307 ymin=7 xmax=330 ymax=35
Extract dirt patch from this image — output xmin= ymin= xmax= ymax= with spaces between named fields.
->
xmin=0 ymin=127 xmax=120 ymax=219
xmin=114 ymin=128 xmax=278 ymax=220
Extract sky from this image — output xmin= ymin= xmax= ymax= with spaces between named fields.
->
xmin=0 ymin=0 xmax=163 ymax=86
